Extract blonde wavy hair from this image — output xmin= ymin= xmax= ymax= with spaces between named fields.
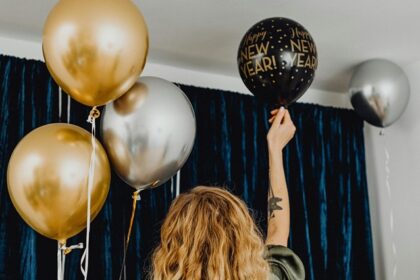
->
xmin=151 ymin=186 xmax=269 ymax=280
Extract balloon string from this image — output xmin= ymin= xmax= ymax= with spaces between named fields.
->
xmin=381 ymin=130 xmax=398 ymax=279
xmin=61 ymin=250 xmax=66 ymax=280
xmin=60 ymin=242 xmax=84 ymax=255
xmin=57 ymin=242 xmax=84 ymax=280
xmin=118 ymin=190 xmax=141 ymax=280
xmin=57 ymin=242 xmax=62 ymax=280
xmin=170 ymin=176 xmax=174 ymax=198
xmin=80 ymin=107 xmax=100 ymax=280
xmin=176 ymin=170 xmax=181 ymax=197
xmin=58 ymin=87 xmax=62 ymax=121
xmin=67 ymin=94 xmax=71 ymax=123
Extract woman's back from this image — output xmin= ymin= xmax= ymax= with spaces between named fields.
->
xmin=151 ymin=187 xmax=269 ymax=279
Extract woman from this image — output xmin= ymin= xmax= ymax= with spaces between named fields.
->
xmin=151 ymin=108 xmax=305 ymax=279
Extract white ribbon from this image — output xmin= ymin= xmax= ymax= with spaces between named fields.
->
xmin=57 ymin=88 xmax=64 ymax=280
xmin=80 ymin=108 xmax=99 ymax=279
xmin=57 ymin=242 xmax=65 ymax=280
xmin=67 ymin=94 xmax=71 ymax=123
xmin=57 ymin=88 xmax=84 ymax=280
xmin=58 ymin=87 xmax=62 ymax=121
xmin=381 ymin=129 xmax=398 ymax=279
xmin=57 ymin=242 xmax=83 ymax=280
xmin=170 ymin=176 xmax=174 ymax=198
xmin=176 ymin=170 xmax=181 ymax=197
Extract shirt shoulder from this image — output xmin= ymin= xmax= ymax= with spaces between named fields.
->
xmin=264 ymin=245 xmax=305 ymax=280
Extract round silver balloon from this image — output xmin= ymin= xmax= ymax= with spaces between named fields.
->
xmin=348 ymin=59 xmax=410 ymax=127
xmin=101 ymin=76 xmax=196 ymax=190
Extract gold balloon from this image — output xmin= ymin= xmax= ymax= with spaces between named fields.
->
xmin=7 ymin=123 xmax=111 ymax=243
xmin=42 ymin=0 xmax=149 ymax=106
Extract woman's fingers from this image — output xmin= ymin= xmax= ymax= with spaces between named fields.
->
xmin=269 ymin=109 xmax=280 ymax=123
xmin=272 ymin=107 xmax=286 ymax=127
xmin=269 ymin=108 xmax=292 ymax=124
xmin=283 ymin=110 xmax=292 ymax=124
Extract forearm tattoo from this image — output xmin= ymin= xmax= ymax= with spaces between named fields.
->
xmin=268 ymin=182 xmax=283 ymax=219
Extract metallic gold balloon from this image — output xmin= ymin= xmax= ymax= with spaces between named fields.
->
xmin=7 ymin=123 xmax=111 ymax=243
xmin=42 ymin=0 xmax=149 ymax=106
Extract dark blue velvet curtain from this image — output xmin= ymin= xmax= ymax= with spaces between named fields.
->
xmin=0 ymin=54 xmax=375 ymax=280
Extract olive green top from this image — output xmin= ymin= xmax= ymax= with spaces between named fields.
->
xmin=265 ymin=245 xmax=305 ymax=280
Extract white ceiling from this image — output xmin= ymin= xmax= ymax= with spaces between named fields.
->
xmin=0 ymin=0 xmax=419 ymax=92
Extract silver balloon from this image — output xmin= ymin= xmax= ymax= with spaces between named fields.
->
xmin=348 ymin=59 xmax=410 ymax=127
xmin=101 ymin=76 xmax=196 ymax=190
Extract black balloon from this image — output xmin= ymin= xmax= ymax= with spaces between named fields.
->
xmin=238 ymin=17 xmax=318 ymax=106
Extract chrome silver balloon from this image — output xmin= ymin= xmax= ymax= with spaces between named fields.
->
xmin=101 ymin=76 xmax=196 ymax=190
xmin=348 ymin=59 xmax=410 ymax=127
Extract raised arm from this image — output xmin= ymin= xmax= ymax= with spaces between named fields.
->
xmin=265 ymin=107 xmax=296 ymax=246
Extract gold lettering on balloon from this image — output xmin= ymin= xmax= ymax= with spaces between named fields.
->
xmin=239 ymin=30 xmax=278 ymax=78
xmin=290 ymin=39 xmax=316 ymax=53
xmin=290 ymin=27 xmax=310 ymax=40
xmin=245 ymin=31 xmax=267 ymax=45
xmin=289 ymin=27 xmax=317 ymax=70
xmin=240 ymin=41 xmax=270 ymax=61
xmin=290 ymin=53 xmax=317 ymax=70
xmin=241 ymin=55 xmax=278 ymax=78
xmin=255 ymin=61 xmax=264 ymax=74
xmin=262 ymin=56 xmax=275 ymax=71
xmin=245 ymin=61 xmax=255 ymax=77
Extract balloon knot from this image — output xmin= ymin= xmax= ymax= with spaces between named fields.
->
xmin=60 ymin=242 xmax=84 ymax=255
xmin=87 ymin=107 xmax=100 ymax=124
xmin=132 ymin=190 xmax=141 ymax=201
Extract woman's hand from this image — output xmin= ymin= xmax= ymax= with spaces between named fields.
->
xmin=267 ymin=107 xmax=296 ymax=156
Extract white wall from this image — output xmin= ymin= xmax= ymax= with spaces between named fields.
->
xmin=364 ymin=62 xmax=420 ymax=280
xmin=2 ymin=35 xmax=419 ymax=280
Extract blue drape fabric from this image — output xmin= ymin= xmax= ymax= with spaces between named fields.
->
xmin=0 ymin=54 xmax=375 ymax=279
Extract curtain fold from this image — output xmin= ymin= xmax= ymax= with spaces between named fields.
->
xmin=0 ymin=54 xmax=375 ymax=280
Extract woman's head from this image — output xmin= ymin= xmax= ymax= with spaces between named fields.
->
xmin=152 ymin=186 xmax=269 ymax=280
